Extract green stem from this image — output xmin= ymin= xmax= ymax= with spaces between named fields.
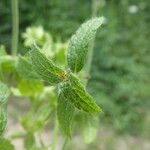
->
xmin=51 ymin=117 xmax=59 ymax=150
xmin=11 ymin=0 xmax=19 ymax=56
xmin=85 ymin=0 xmax=100 ymax=85
xmin=62 ymin=137 xmax=68 ymax=150
xmin=92 ymin=0 xmax=100 ymax=17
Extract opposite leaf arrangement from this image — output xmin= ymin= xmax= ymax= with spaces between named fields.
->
xmin=0 ymin=17 xmax=102 ymax=138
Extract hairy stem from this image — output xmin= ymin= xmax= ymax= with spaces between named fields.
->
xmin=11 ymin=0 xmax=19 ymax=56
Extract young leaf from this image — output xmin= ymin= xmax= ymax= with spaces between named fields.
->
xmin=29 ymin=45 xmax=65 ymax=85
xmin=60 ymin=80 xmax=101 ymax=113
xmin=16 ymin=57 xmax=40 ymax=80
xmin=0 ymin=82 xmax=10 ymax=135
xmin=0 ymin=138 xmax=15 ymax=150
xmin=67 ymin=17 xmax=102 ymax=72
xmin=57 ymin=91 xmax=75 ymax=137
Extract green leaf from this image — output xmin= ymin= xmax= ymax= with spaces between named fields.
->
xmin=67 ymin=17 xmax=102 ymax=72
xmin=24 ymin=133 xmax=36 ymax=150
xmin=29 ymin=45 xmax=65 ymax=85
xmin=81 ymin=114 xmax=99 ymax=144
xmin=0 ymin=82 xmax=9 ymax=135
xmin=0 ymin=82 xmax=10 ymax=104
xmin=21 ymin=103 xmax=52 ymax=132
xmin=0 ymin=106 xmax=7 ymax=135
xmin=57 ymin=91 xmax=75 ymax=138
xmin=0 ymin=138 xmax=14 ymax=150
xmin=17 ymin=80 xmax=44 ymax=96
xmin=60 ymin=75 xmax=101 ymax=113
xmin=16 ymin=57 xmax=40 ymax=80
xmin=0 ymin=56 xmax=16 ymax=73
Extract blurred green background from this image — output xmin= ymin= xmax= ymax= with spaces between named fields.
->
xmin=0 ymin=0 xmax=150 ymax=149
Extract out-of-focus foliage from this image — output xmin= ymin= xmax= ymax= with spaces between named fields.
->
xmin=0 ymin=0 xmax=150 ymax=138
xmin=88 ymin=0 xmax=150 ymax=135
xmin=0 ymin=138 xmax=14 ymax=150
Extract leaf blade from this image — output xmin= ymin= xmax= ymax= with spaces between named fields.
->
xmin=29 ymin=45 xmax=65 ymax=85
xmin=60 ymin=75 xmax=101 ymax=113
xmin=16 ymin=57 xmax=40 ymax=80
xmin=0 ymin=82 xmax=10 ymax=135
xmin=57 ymin=91 xmax=75 ymax=138
xmin=67 ymin=17 xmax=102 ymax=72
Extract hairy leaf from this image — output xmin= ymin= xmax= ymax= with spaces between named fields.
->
xmin=30 ymin=45 xmax=65 ymax=84
xmin=60 ymin=77 xmax=101 ymax=113
xmin=0 ymin=106 xmax=7 ymax=135
xmin=0 ymin=138 xmax=14 ymax=150
xmin=67 ymin=17 xmax=102 ymax=72
xmin=57 ymin=91 xmax=75 ymax=137
xmin=0 ymin=82 xmax=9 ymax=135
xmin=16 ymin=57 xmax=40 ymax=80
xmin=0 ymin=82 xmax=10 ymax=105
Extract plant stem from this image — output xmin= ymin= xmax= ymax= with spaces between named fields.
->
xmin=62 ymin=137 xmax=68 ymax=150
xmin=11 ymin=0 xmax=19 ymax=56
xmin=85 ymin=0 xmax=100 ymax=85
xmin=51 ymin=117 xmax=59 ymax=150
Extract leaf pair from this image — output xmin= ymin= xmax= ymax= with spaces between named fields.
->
xmin=28 ymin=18 xmax=102 ymax=137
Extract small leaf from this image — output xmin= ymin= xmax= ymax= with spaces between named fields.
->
xmin=0 ymin=106 xmax=7 ymax=135
xmin=60 ymin=75 xmax=101 ymax=113
xmin=67 ymin=17 xmax=102 ymax=72
xmin=17 ymin=80 xmax=44 ymax=96
xmin=29 ymin=45 xmax=65 ymax=85
xmin=0 ymin=82 xmax=10 ymax=105
xmin=0 ymin=82 xmax=9 ymax=135
xmin=16 ymin=57 xmax=40 ymax=80
xmin=57 ymin=91 xmax=75 ymax=137
xmin=0 ymin=56 xmax=16 ymax=74
xmin=0 ymin=138 xmax=15 ymax=150
xmin=24 ymin=133 xmax=36 ymax=150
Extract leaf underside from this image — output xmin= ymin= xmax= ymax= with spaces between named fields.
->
xmin=29 ymin=45 xmax=65 ymax=85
